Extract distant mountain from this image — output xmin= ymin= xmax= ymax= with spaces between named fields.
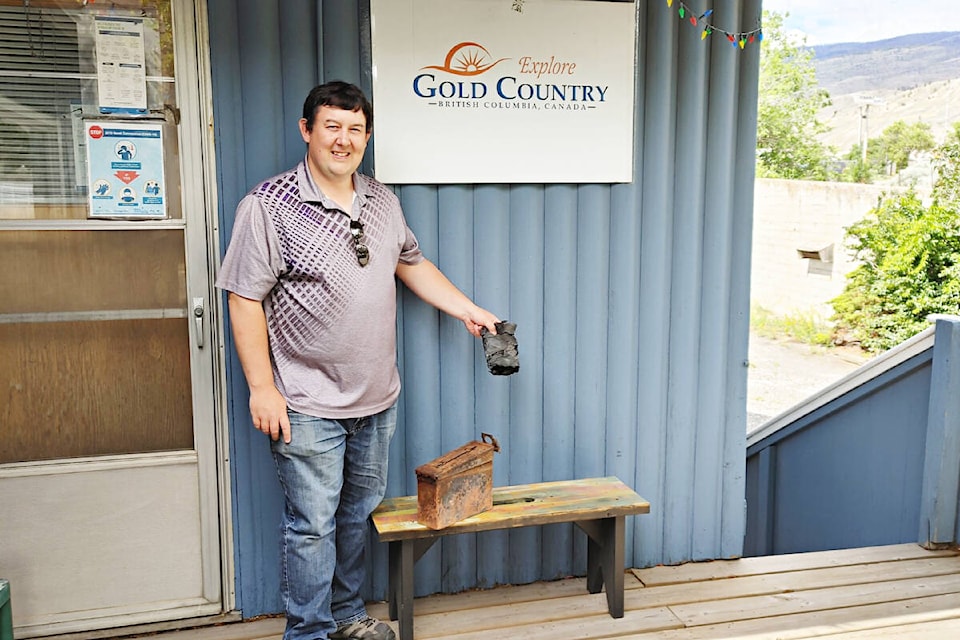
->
xmin=807 ymin=32 xmax=960 ymax=160
xmin=811 ymin=32 xmax=960 ymax=96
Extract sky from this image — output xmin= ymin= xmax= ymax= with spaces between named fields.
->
xmin=761 ymin=0 xmax=959 ymax=45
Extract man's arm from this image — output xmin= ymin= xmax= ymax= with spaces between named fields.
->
xmin=395 ymin=259 xmax=500 ymax=337
xmin=227 ymin=292 xmax=291 ymax=443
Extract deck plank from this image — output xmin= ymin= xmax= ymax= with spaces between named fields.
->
xmin=805 ymin=617 xmax=960 ymax=639
xmin=634 ymin=593 xmax=960 ymax=639
xmin=669 ymin=572 xmax=960 ymax=627
xmin=633 ymin=543 xmax=959 ymax=586
xmin=367 ymin=572 xmax=643 ymax=617
xmin=627 ymin=556 xmax=960 ymax=609
xmin=412 ymin=606 xmax=682 ymax=640
xmin=131 ymin=543 xmax=960 ymax=640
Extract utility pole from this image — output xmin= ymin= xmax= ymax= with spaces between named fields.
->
xmin=855 ymin=95 xmax=884 ymax=164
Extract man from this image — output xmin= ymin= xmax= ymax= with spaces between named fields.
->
xmin=217 ymin=81 xmax=500 ymax=640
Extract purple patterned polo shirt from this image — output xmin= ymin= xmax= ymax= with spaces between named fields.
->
xmin=216 ymin=159 xmax=423 ymax=418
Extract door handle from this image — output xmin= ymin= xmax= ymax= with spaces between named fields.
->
xmin=192 ymin=297 xmax=205 ymax=348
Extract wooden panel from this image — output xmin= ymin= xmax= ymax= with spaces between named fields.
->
xmin=0 ymin=204 xmax=86 ymax=221
xmin=0 ymin=318 xmax=194 ymax=463
xmin=0 ymin=229 xmax=186 ymax=313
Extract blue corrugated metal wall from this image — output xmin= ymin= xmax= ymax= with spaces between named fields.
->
xmin=207 ymin=0 xmax=760 ymax=615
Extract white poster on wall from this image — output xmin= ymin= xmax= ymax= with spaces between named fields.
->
xmin=85 ymin=122 xmax=166 ymax=219
xmin=370 ymin=0 xmax=636 ymax=184
xmin=94 ymin=16 xmax=148 ymax=115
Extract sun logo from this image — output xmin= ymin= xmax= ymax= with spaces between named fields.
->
xmin=422 ymin=42 xmax=509 ymax=76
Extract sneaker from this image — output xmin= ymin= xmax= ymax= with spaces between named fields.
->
xmin=330 ymin=616 xmax=396 ymax=640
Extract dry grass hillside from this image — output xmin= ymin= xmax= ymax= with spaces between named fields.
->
xmin=810 ymin=32 xmax=960 ymax=155
xmin=817 ymin=77 xmax=960 ymax=154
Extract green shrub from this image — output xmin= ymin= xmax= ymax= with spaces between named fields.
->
xmin=830 ymin=191 xmax=960 ymax=352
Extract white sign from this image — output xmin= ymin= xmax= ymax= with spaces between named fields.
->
xmin=370 ymin=0 xmax=636 ymax=184
xmin=95 ymin=16 xmax=148 ymax=114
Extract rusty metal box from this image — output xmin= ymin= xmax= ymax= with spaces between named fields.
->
xmin=415 ymin=433 xmax=500 ymax=529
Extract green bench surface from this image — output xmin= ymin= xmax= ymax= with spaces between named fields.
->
xmin=372 ymin=476 xmax=649 ymax=539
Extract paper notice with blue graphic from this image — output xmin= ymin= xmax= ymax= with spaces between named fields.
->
xmin=86 ymin=122 xmax=166 ymax=218
xmin=95 ymin=16 xmax=147 ymax=115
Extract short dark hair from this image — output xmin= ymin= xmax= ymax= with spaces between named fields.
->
xmin=302 ymin=81 xmax=373 ymax=132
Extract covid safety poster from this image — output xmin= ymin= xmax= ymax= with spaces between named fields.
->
xmin=85 ymin=122 xmax=166 ymax=219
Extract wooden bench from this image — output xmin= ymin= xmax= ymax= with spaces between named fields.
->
xmin=371 ymin=476 xmax=650 ymax=640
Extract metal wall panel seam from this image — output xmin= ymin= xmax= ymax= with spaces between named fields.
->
xmin=606 ymin=180 xmax=643 ymax=565
xmin=574 ymin=184 xmax=612 ymax=480
xmin=211 ymin=0 xmax=286 ymax=614
xmin=279 ymin=0 xmax=318 ymax=168
xmin=571 ymin=184 xmax=612 ymax=575
xmin=507 ymin=184 xmax=545 ymax=486
xmin=540 ymin=183 xmax=579 ymax=579
xmin=693 ymin=1 xmax=741 ymax=561
xmin=437 ymin=184 xmax=480 ymax=593
xmin=507 ymin=184 xmax=546 ymax=585
xmin=721 ymin=0 xmax=761 ymax=560
xmin=320 ymin=0 xmax=362 ymax=93
xmin=756 ymin=445 xmax=777 ymax=556
xmin=472 ymin=184 xmax=512 ymax=588
xmin=635 ymin=0 xmax=678 ymax=568
xmin=237 ymin=0 xmax=285 ymax=188
xmin=396 ymin=185 xmax=445 ymax=596
xmin=628 ymin=0 xmax=649 ymax=568
xmin=663 ymin=8 xmax=710 ymax=565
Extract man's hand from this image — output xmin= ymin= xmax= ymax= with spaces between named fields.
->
xmin=227 ymin=292 xmax=292 ymax=443
xmin=461 ymin=305 xmax=500 ymax=338
xmin=249 ymin=385 xmax=291 ymax=443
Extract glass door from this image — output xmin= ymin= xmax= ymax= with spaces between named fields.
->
xmin=0 ymin=1 xmax=223 ymax=636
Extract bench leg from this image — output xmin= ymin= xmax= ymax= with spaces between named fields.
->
xmin=388 ymin=541 xmax=415 ymax=640
xmin=579 ymin=516 xmax=626 ymax=618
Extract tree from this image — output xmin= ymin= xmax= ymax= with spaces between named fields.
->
xmin=932 ymin=122 xmax=960 ymax=206
xmin=841 ymin=120 xmax=936 ymax=182
xmin=755 ymin=11 xmax=834 ymax=180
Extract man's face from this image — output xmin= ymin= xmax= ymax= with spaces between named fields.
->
xmin=299 ymin=105 xmax=371 ymax=185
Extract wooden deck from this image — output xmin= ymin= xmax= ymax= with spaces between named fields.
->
xmin=147 ymin=543 xmax=960 ymax=640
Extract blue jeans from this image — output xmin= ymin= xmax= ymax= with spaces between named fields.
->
xmin=270 ymin=404 xmax=397 ymax=640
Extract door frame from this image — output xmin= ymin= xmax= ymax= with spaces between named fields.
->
xmin=176 ymin=0 xmax=235 ymax=617
xmin=0 ymin=0 xmax=236 ymax=635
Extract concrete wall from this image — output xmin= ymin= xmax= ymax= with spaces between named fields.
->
xmin=750 ymin=179 xmax=920 ymax=319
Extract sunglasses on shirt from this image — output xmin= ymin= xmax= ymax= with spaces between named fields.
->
xmin=349 ymin=220 xmax=370 ymax=267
